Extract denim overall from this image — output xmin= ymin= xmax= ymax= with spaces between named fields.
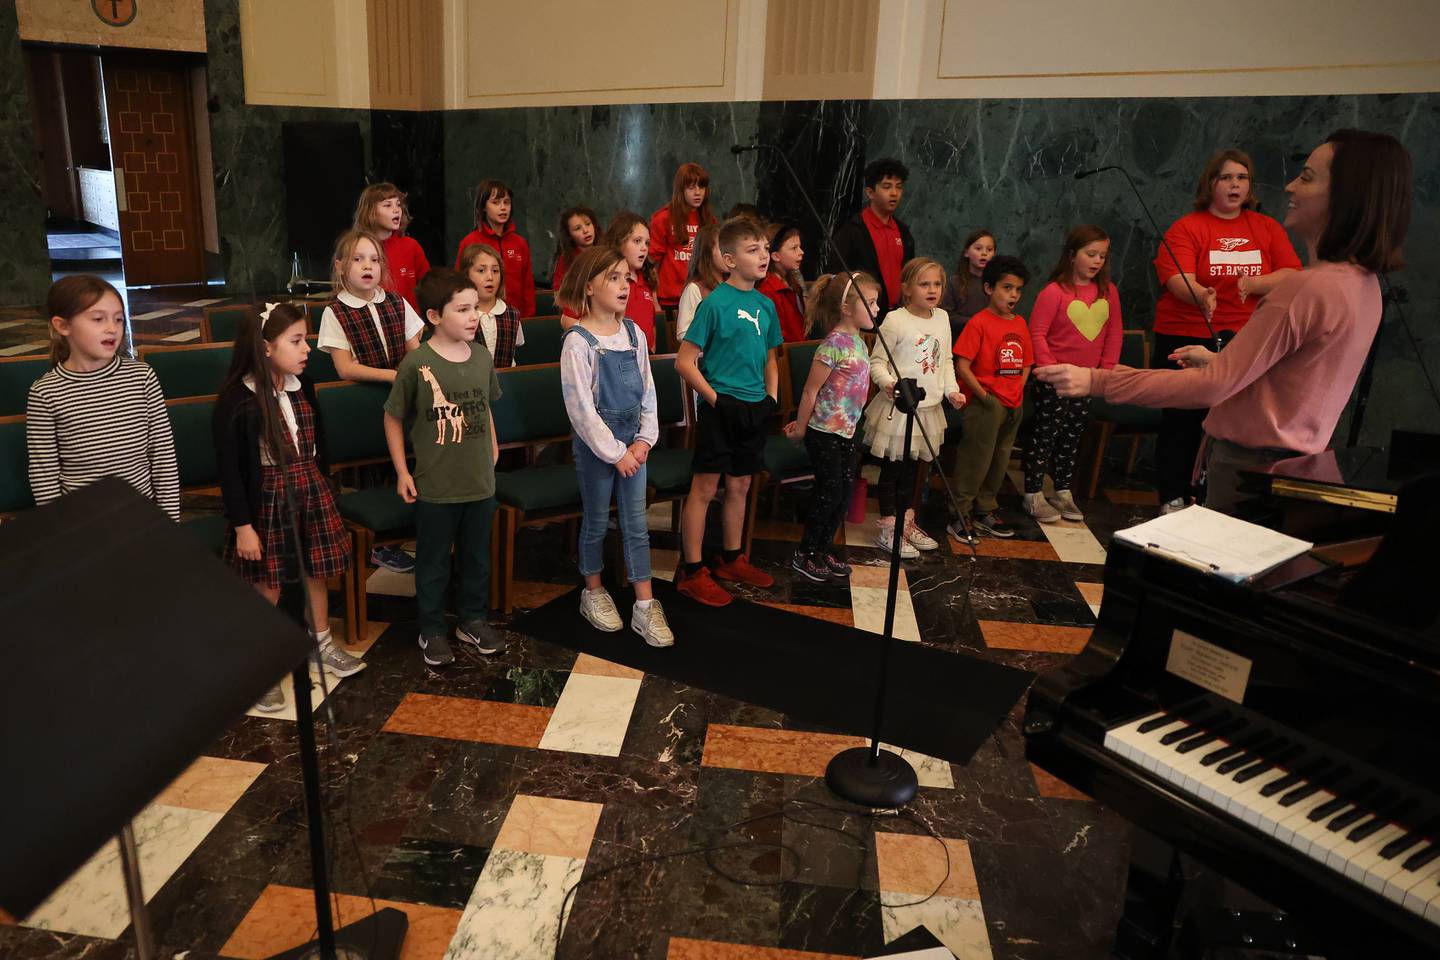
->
xmin=567 ymin=320 xmax=652 ymax=582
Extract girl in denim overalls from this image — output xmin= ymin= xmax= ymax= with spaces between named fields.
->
xmin=557 ymin=247 xmax=675 ymax=647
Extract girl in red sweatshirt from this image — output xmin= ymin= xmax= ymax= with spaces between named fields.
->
xmin=552 ymin=205 xmax=598 ymax=291
xmin=649 ymin=163 xmax=717 ymax=310
xmin=355 ymin=182 xmax=431 ymax=312
xmin=759 ymin=223 xmax=807 ymax=341
xmin=605 ymin=211 xmax=659 ymax=350
xmin=453 ymin=179 xmax=536 ymax=318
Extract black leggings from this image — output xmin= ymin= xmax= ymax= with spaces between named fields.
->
xmin=1023 ymin=379 xmax=1091 ymax=493
xmin=876 ymin=457 xmax=918 ymax=519
xmin=1153 ymin=333 xmax=1212 ymax=502
xmin=801 ymin=428 xmax=858 ymax=553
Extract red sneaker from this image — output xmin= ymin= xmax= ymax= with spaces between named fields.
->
xmin=676 ymin=565 xmax=732 ymax=607
xmin=711 ymin=553 xmax=775 ymax=588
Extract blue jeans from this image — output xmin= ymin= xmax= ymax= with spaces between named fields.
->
xmin=574 ymin=440 xmax=651 ymax=582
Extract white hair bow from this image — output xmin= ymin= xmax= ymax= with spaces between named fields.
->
xmin=259 ymin=302 xmax=280 ymax=323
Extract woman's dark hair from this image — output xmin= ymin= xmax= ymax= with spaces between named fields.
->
xmin=219 ymin=302 xmax=309 ymax=471
xmin=1317 ymin=129 xmax=1411 ymax=273
xmin=1046 ymin=225 xmax=1112 ymax=295
xmin=605 ymin=211 xmax=657 ymax=288
xmin=766 ymin=222 xmax=805 ymax=297
xmin=554 ymin=205 xmax=599 ymax=270
xmin=47 ymin=274 xmax=123 ymax=365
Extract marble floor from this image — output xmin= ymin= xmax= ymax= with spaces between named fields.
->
xmin=1 ymin=461 xmax=1167 ymax=960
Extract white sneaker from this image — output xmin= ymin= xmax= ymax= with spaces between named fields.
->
xmin=1048 ymin=489 xmax=1084 ymax=522
xmin=1160 ymin=497 xmax=1187 ymax=515
xmin=875 ymin=519 xmax=919 ymax=558
xmin=580 ymin=587 xmax=623 ymax=632
xmin=1023 ymin=492 xmax=1061 ymax=523
xmin=902 ymin=510 xmax=939 ymax=551
xmin=632 ymin=600 xmax=675 ymax=648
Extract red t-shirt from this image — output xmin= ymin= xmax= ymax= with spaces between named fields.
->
xmin=383 ymin=234 xmax=431 ymax=312
xmin=649 ymin=206 xmax=699 ymax=307
xmin=626 ymin=275 xmax=657 ymax=350
xmin=953 ymin=308 xmax=1032 ymax=408
xmin=757 ymin=272 xmax=807 ymax=342
xmin=454 ymin=223 xmax=536 ymax=319
xmin=1152 ymin=209 xmax=1301 ymax=338
xmin=861 ymin=208 xmax=905 ymax=309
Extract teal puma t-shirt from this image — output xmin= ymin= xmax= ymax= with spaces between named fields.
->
xmin=682 ymin=282 xmax=782 ymax=402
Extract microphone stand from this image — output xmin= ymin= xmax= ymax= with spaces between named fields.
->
xmin=733 ymin=142 xmax=976 ymax=808
xmin=1075 ymin=165 xmax=1224 ymax=354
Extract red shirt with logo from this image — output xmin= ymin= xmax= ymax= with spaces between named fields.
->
xmin=861 ymin=208 xmax=905 ymax=309
xmin=1152 ymin=209 xmax=1301 ymax=338
xmin=454 ymin=222 xmax=536 ymax=319
xmin=383 ymin=234 xmax=431 ymax=312
xmin=649 ymin=206 xmax=699 ymax=308
xmin=757 ymin=272 xmax=807 ymax=342
xmin=953 ymin=308 xmax=1032 ymax=408
xmin=626 ymin=275 xmax=657 ymax=350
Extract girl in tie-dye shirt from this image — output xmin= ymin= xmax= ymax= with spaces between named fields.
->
xmin=782 ymin=272 xmax=879 ymax=582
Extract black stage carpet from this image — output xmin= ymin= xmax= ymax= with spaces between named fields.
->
xmin=508 ymin=579 xmax=1034 ymax=766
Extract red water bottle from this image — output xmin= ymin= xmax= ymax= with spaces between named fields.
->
xmin=846 ymin=475 xmax=868 ymax=524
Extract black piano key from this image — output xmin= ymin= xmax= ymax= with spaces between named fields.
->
xmin=1200 ymin=729 xmax=1268 ymax=767
xmin=1260 ymin=760 xmax=1326 ymax=798
xmin=1308 ymin=795 xmax=1352 ymax=822
xmin=1138 ymin=714 xmax=1178 ymax=734
xmin=1217 ymin=743 xmax=1270 ymax=776
xmin=1218 ymin=733 xmax=1285 ymax=775
xmin=1327 ymin=806 xmax=1372 ymax=832
xmin=1400 ymin=843 xmax=1440 ymax=873
xmin=1232 ymin=759 xmax=1274 ymax=784
xmin=1280 ymin=782 xmax=1323 ymax=807
xmin=1159 ymin=711 xmax=1230 ymax=746
xmin=1308 ymin=778 xmax=1377 ymax=824
xmin=1380 ymin=834 xmax=1427 ymax=860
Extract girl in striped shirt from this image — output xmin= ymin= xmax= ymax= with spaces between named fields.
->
xmin=26 ymin=275 xmax=179 ymax=519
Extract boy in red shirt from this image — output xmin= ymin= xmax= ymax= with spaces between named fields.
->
xmin=830 ymin=158 xmax=914 ymax=310
xmin=949 ymin=255 xmax=1032 ymax=543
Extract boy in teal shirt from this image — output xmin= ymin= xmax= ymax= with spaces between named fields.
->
xmin=674 ymin=217 xmax=782 ymax=606
xmin=383 ymin=268 xmax=505 ymax=666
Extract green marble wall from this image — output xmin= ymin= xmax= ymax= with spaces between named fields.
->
xmin=0 ymin=2 xmax=58 ymax=307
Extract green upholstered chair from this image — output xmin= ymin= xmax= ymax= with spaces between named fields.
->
xmin=514 ymin=316 xmax=566 ymax=366
xmin=140 ymin=343 xmax=233 ymax=399
xmin=0 ymin=415 xmax=34 ymax=516
xmin=0 ymin=356 xmax=51 ymax=417
xmin=200 ymin=304 xmax=252 ymax=342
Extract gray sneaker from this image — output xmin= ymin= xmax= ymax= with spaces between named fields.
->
xmin=579 ymin=587 xmax=624 ymax=632
xmin=632 ymin=600 xmax=675 ymax=648
xmin=1048 ymin=489 xmax=1084 ymax=521
xmin=1160 ymin=496 xmax=1188 ymax=515
xmin=456 ymin=619 xmax=507 ymax=655
xmin=318 ymin=637 xmax=367 ymax=678
xmin=255 ymin=684 xmax=286 ymax=713
xmin=418 ymin=631 xmax=454 ymax=667
xmin=1023 ymin=491 xmax=1061 ymax=523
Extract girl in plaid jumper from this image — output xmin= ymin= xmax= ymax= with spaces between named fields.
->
xmin=214 ymin=303 xmax=365 ymax=712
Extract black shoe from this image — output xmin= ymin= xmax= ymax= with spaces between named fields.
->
xmin=456 ymin=619 xmax=507 ymax=655
xmin=820 ymin=551 xmax=852 ymax=578
xmin=946 ymin=518 xmax=978 ymax=547
xmin=791 ymin=549 xmax=833 ymax=583
xmin=972 ymin=511 xmax=1015 ymax=538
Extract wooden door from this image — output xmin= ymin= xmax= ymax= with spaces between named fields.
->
xmin=100 ymin=52 xmax=205 ymax=286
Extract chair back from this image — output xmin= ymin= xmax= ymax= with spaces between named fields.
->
xmin=650 ymin=353 xmax=687 ymax=428
xmin=0 ymin=415 xmax=33 ymax=513
xmin=1123 ymin=329 xmax=1151 ymax=368
xmin=200 ymin=304 xmax=252 ymax=342
xmin=0 ymin=356 xmax=51 ymax=418
xmin=515 ymin=316 xmax=566 ymax=366
xmin=305 ymin=337 xmax=340 ymax=383
xmin=492 ymin=363 xmax=571 ymax=448
xmin=782 ymin=340 xmax=821 ymax=416
xmin=533 ymin=290 xmax=557 ymax=318
xmin=167 ymin=396 xmax=219 ymax=489
xmin=140 ymin=342 xmax=233 ymax=398
xmin=315 ymin=382 xmax=393 ymax=467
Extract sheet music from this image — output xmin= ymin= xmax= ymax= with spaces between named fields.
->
xmin=1114 ymin=506 xmax=1312 ymax=583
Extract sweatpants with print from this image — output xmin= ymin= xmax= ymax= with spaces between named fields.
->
xmin=801 ymin=427 xmax=857 ymax=554
xmin=1022 ymin=379 xmax=1091 ymax=493
xmin=951 ymin=394 xmax=1023 ymax=516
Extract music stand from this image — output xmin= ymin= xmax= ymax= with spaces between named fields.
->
xmin=0 ymin=480 xmax=400 ymax=958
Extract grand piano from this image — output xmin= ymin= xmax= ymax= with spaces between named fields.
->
xmin=1024 ymin=447 xmax=1440 ymax=958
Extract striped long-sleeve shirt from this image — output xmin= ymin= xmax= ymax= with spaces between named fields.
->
xmin=25 ymin=357 xmax=180 ymax=519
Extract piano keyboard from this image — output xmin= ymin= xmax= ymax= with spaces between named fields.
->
xmin=1104 ymin=708 xmax=1440 ymax=927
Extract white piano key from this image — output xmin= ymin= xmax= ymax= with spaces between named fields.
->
xmin=1273 ymin=790 xmax=1338 ymax=847
xmin=1382 ymin=851 xmax=1440 ymax=906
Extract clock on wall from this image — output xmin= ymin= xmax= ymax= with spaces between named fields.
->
xmin=92 ymin=0 xmax=139 ymax=27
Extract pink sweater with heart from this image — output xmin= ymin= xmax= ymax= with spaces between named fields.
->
xmin=1029 ymin=280 xmax=1124 ymax=368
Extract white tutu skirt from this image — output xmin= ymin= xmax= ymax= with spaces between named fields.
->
xmin=861 ymin=397 xmax=946 ymax=461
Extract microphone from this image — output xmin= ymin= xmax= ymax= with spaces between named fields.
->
xmin=1076 ymin=164 xmax=1220 ymax=349
xmin=731 ymin=144 xmax=760 ymax=155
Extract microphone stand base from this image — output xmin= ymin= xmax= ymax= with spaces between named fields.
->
xmin=267 ymin=907 xmax=409 ymax=960
xmin=825 ymin=747 xmax=919 ymax=809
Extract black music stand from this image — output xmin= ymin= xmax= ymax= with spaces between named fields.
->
xmin=0 ymin=480 xmax=401 ymax=958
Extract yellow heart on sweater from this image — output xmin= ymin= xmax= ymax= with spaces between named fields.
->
xmin=1066 ymin=298 xmax=1109 ymax=341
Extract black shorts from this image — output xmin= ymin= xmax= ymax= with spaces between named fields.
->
xmin=693 ymin=393 xmax=775 ymax=477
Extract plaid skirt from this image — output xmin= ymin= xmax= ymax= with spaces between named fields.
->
xmin=225 ymin=459 xmax=350 ymax=589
